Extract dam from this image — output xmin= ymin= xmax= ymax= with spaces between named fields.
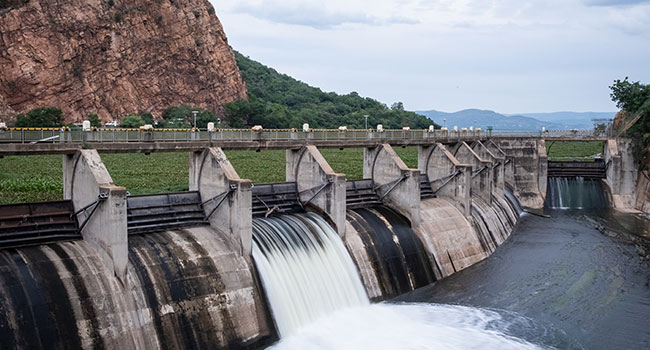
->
xmin=0 ymin=130 xmax=648 ymax=349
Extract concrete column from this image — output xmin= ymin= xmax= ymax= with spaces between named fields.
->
xmin=452 ymin=142 xmax=493 ymax=203
xmin=418 ymin=143 xmax=472 ymax=217
xmin=472 ymin=141 xmax=505 ymax=195
xmin=286 ymin=146 xmax=347 ymax=236
xmin=63 ymin=150 xmax=128 ymax=281
xmin=190 ymin=147 xmax=252 ymax=256
xmin=364 ymin=144 xmax=421 ymax=226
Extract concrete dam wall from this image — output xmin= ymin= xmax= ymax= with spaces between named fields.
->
xmin=0 ymin=139 xmax=538 ymax=348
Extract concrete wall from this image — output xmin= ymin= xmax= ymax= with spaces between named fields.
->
xmin=286 ymin=146 xmax=347 ymax=236
xmin=494 ymin=138 xmax=547 ymax=209
xmin=605 ymin=138 xmax=639 ymax=210
xmin=363 ymin=144 xmax=421 ymax=227
xmin=452 ymin=142 xmax=493 ymax=203
xmin=189 ymin=147 xmax=252 ymax=256
xmin=418 ymin=143 xmax=472 ymax=217
xmin=63 ymin=150 xmax=128 ymax=281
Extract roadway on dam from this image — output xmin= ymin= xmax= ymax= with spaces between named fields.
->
xmin=396 ymin=210 xmax=650 ymax=350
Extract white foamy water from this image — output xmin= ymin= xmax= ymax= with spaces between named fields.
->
xmin=271 ymin=303 xmax=549 ymax=350
xmin=252 ymin=213 xmax=369 ymax=337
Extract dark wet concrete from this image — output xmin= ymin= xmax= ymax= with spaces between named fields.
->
xmin=396 ymin=210 xmax=650 ymax=350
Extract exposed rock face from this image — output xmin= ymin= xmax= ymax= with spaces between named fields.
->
xmin=0 ymin=0 xmax=246 ymax=123
xmin=0 ymin=93 xmax=16 ymax=121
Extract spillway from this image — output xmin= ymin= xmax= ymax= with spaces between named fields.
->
xmin=545 ymin=177 xmax=610 ymax=209
xmin=344 ymin=206 xmax=436 ymax=301
xmin=252 ymin=213 xmax=369 ymax=337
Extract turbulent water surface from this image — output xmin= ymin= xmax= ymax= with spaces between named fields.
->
xmin=397 ymin=210 xmax=650 ymax=350
xmin=271 ymin=303 xmax=553 ymax=350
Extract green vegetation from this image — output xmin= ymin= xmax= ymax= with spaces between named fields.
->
xmin=609 ymin=77 xmax=650 ymax=167
xmin=15 ymin=107 xmax=64 ymax=127
xmin=545 ymin=141 xmax=605 ymax=161
xmin=0 ymin=155 xmax=63 ymax=204
xmin=159 ymin=105 xmax=218 ymax=128
xmin=88 ymin=114 xmax=101 ymax=128
xmin=120 ymin=114 xmax=145 ymax=128
xmin=0 ymin=147 xmax=420 ymax=204
xmin=225 ymin=51 xmax=437 ymax=130
xmin=609 ymin=77 xmax=650 ymax=170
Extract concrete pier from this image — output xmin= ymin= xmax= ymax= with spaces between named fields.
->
xmin=63 ymin=150 xmax=128 ymax=280
xmin=418 ymin=143 xmax=472 ymax=217
xmin=363 ymin=144 xmax=421 ymax=226
xmin=286 ymin=145 xmax=347 ymax=236
xmin=189 ymin=147 xmax=252 ymax=255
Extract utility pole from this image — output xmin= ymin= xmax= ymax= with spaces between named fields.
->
xmin=364 ymin=115 xmax=369 ymax=129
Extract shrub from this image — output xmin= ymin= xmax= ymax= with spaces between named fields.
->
xmin=88 ymin=114 xmax=101 ymax=127
xmin=15 ymin=107 xmax=64 ymax=127
xmin=120 ymin=114 xmax=145 ymax=128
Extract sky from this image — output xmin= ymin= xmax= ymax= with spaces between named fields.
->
xmin=210 ymin=0 xmax=650 ymax=114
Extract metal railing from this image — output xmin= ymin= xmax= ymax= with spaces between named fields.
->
xmin=0 ymin=127 xmax=598 ymax=144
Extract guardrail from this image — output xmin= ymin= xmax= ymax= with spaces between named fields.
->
xmin=0 ymin=127 xmax=600 ymax=144
xmin=0 ymin=128 xmax=487 ymax=143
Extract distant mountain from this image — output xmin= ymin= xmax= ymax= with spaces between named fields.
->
xmin=514 ymin=112 xmax=616 ymax=129
xmin=416 ymin=109 xmax=617 ymax=131
xmin=415 ymin=109 xmax=562 ymax=131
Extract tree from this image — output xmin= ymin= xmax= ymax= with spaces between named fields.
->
xmin=15 ymin=107 xmax=64 ymax=127
xmin=140 ymin=112 xmax=154 ymax=125
xmin=120 ymin=114 xmax=145 ymax=128
xmin=610 ymin=77 xmax=650 ymax=113
xmin=88 ymin=114 xmax=101 ymax=128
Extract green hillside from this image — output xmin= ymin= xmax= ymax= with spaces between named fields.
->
xmin=225 ymin=52 xmax=435 ymax=129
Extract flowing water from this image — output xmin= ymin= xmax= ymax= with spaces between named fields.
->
xmin=505 ymin=187 xmax=524 ymax=215
xmin=252 ymin=213 xmax=369 ymax=337
xmin=253 ymin=212 xmax=549 ymax=349
xmin=270 ymin=303 xmax=548 ymax=350
xmin=545 ymin=177 xmax=609 ymax=209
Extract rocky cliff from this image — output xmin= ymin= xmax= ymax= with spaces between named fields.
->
xmin=0 ymin=0 xmax=246 ymax=123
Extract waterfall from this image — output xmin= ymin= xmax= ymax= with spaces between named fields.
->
xmin=252 ymin=213 xmax=369 ymax=337
xmin=545 ymin=177 xmax=609 ymax=209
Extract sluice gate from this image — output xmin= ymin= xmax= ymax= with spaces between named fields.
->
xmin=0 ymin=200 xmax=80 ymax=248
xmin=252 ymin=182 xmax=302 ymax=217
xmin=346 ymin=179 xmax=382 ymax=209
xmin=126 ymin=191 xmax=209 ymax=234
xmin=547 ymin=160 xmax=606 ymax=178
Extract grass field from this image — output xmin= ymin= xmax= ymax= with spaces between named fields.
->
xmin=0 ymin=147 xmax=419 ymax=204
xmin=545 ymin=141 xmax=605 ymax=161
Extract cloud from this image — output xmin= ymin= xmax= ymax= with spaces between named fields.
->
xmin=585 ymin=0 xmax=650 ymax=6
xmin=231 ymin=1 xmax=418 ymax=29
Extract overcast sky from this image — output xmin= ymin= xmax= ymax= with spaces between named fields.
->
xmin=210 ymin=0 xmax=650 ymax=114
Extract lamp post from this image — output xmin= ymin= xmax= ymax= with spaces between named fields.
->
xmin=364 ymin=115 xmax=369 ymax=130
xmin=443 ymin=118 xmax=446 ymax=128
xmin=192 ymin=110 xmax=199 ymax=128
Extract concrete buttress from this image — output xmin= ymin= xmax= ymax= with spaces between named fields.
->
xmin=364 ymin=144 xmax=421 ymax=226
xmin=63 ymin=150 xmax=128 ymax=281
xmin=418 ymin=143 xmax=472 ymax=217
xmin=286 ymin=146 xmax=347 ymax=237
xmin=453 ymin=142 xmax=493 ymax=203
xmin=189 ymin=147 xmax=252 ymax=255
